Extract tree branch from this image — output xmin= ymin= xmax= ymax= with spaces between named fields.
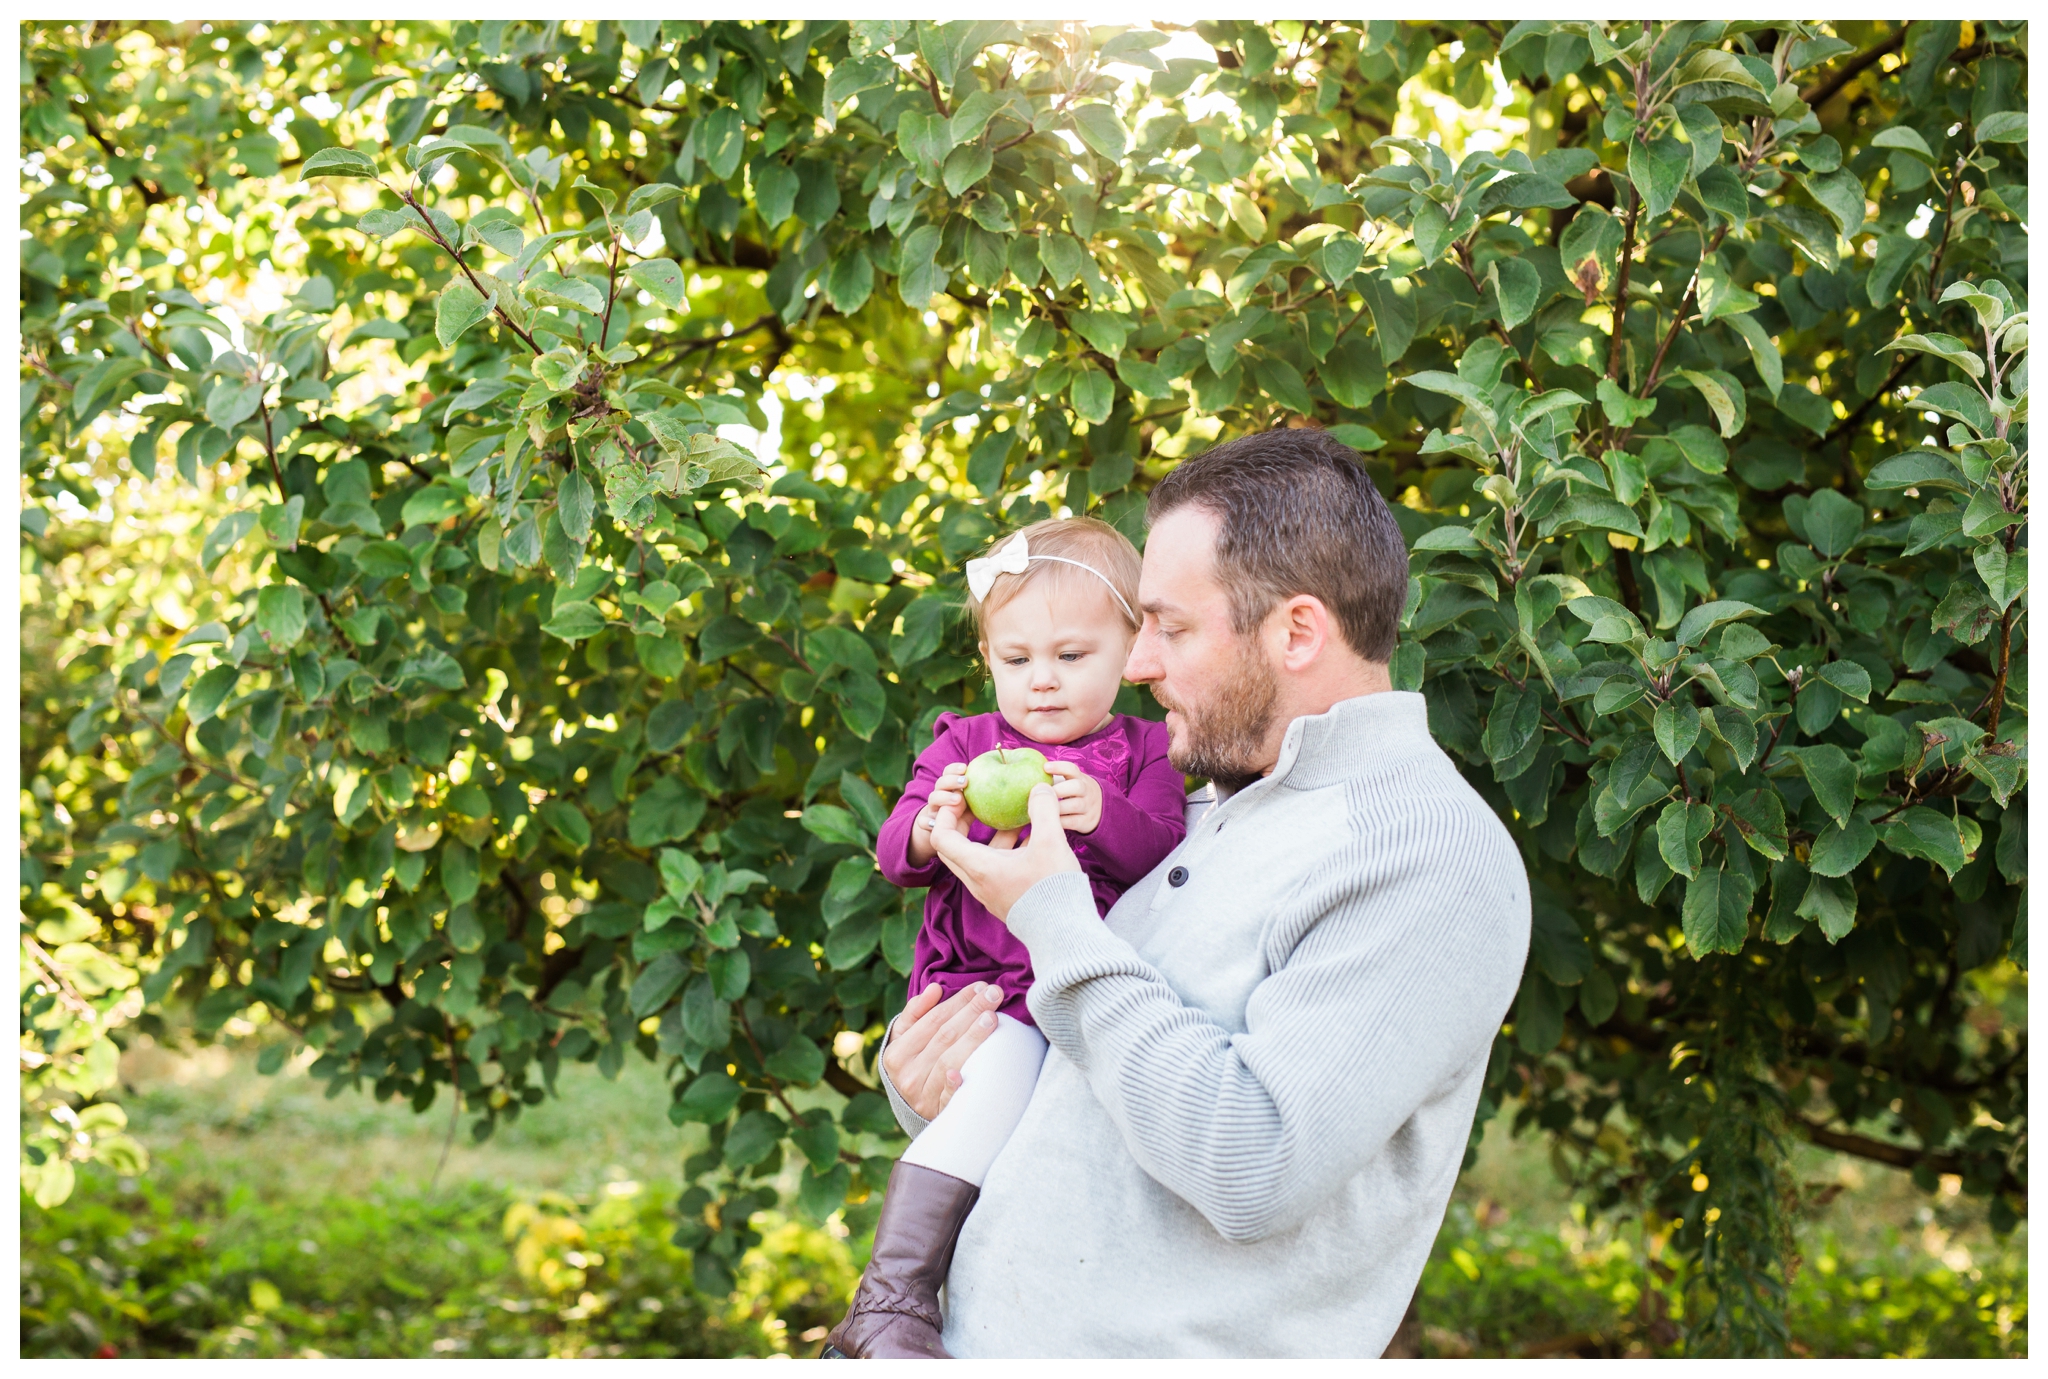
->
xmin=1799 ymin=23 xmax=1911 ymax=111
xmin=1797 ymin=1116 xmax=2023 ymax=1199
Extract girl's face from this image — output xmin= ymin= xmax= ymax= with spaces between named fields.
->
xmin=981 ymin=583 xmax=1135 ymax=745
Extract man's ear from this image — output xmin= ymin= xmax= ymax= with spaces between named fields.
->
xmin=1275 ymin=594 xmax=1332 ymax=672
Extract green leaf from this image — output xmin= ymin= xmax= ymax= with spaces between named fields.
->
xmin=1974 ymin=546 xmax=2026 ymax=612
xmin=186 ymin=664 xmax=240 ymax=723
xmin=1683 ymin=866 xmax=1753 ymax=956
xmin=540 ymin=600 xmax=607 ymax=642
xmin=1069 ymin=365 xmax=1114 ymax=424
xmin=629 ymin=778 xmax=708 ymax=848
xmin=626 ymin=258 xmax=685 ymax=309
xmin=1675 ymin=600 xmax=1761 ymax=649
xmin=1815 ymin=660 xmax=1872 ymax=702
xmin=629 ymin=952 xmax=689 ymax=1018
xmin=1881 ymin=806 xmax=1973 ymax=878
xmin=435 ymin=278 xmax=492 ymax=348
xmin=1671 ymin=48 xmax=1766 ymax=92
xmin=700 ymin=107 xmax=745 ymax=180
xmin=1808 ymin=817 xmax=1877 ymax=877
xmin=1409 ymin=198 xmax=1451 ymax=262
xmin=1799 ymin=167 xmax=1866 ymax=238
xmin=1724 ymin=789 xmax=1788 ymax=861
xmin=441 ymin=843 xmax=480 ymax=905
xmin=1785 ymin=744 xmax=1857 ymax=828
xmin=942 ymin=143 xmax=993 ymax=196
xmin=1657 ymin=800 xmax=1714 ymax=880
xmin=625 ymin=182 xmax=686 ymax=215
xmin=1871 ymin=125 xmax=1936 ymax=165
xmin=1596 ymin=377 xmax=1657 ymax=428
xmin=1487 ymin=257 xmax=1541 ymax=330
xmin=1671 ymin=368 xmax=1745 ymax=438
xmin=1865 ymin=449 xmax=1969 ymax=493
xmin=1802 ymin=488 xmax=1865 ymax=558
xmin=766 ymin=1037 xmax=827 ymax=1085
xmin=401 ymin=483 xmax=466 ymax=529
xmin=1913 ymin=381 xmax=1994 ymax=438
xmin=1627 ymin=135 xmax=1690 ymax=219
xmin=206 ymin=378 xmax=262 ymax=431
xmin=1401 ymin=370 xmax=1497 ymax=431
xmin=1070 ymin=104 xmax=1128 ymax=162
xmin=531 ymin=347 xmax=587 ymax=394
xmin=800 ymin=803 xmax=869 ymax=849
xmin=558 ymin=470 xmax=596 ymax=544
xmin=201 ymin=510 xmax=260 ymax=572
xmin=674 ymin=1070 xmax=742 ymax=1123
xmin=754 ymin=161 xmax=799 ymax=226
xmin=823 ymin=244 xmax=874 ymax=313
xmin=1654 ymin=701 xmax=1701 ymax=764
xmin=301 ymin=146 xmax=379 ymax=179
xmin=539 ymin=800 xmax=592 ymax=851
xmin=1545 ymin=495 xmax=1644 ymax=540
xmin=1795 ymin=873 xmax=1857 ymax=942
xmin=1882 ymin=332 xmax=1984 ymax=380
xmin=254 ymin=585 xmax=307 ymax=651
xmin=1975 ymin=110 xmax=2028 ymax=143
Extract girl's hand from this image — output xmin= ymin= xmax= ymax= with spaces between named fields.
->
xmin=1046 ymin=759 xmax=1103 ymax=835
xmin=908 ymin=762 xmax=969 ymax=865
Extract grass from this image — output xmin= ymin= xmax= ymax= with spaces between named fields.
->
xmin=1420 ymin=1112 xmax=2028 ymax=1357
xmin=19 ymin=1036 xmax=2027 ymax=1358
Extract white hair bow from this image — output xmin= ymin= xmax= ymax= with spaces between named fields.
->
xmin=965 ymin=532 xmax=1033 ymax=601
xmin=963 ymin=531 xmax=1137 ymax=624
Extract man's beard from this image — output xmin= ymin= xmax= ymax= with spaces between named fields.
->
xmin=1153 ymin=645 xmax=1279 ymax=793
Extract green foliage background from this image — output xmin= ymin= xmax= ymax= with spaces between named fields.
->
xmin=21 ymin=18 xmax=2028 ymax=1355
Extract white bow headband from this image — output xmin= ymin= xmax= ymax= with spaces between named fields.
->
xmin=964 ymin=532 xmax=1138 ymax=625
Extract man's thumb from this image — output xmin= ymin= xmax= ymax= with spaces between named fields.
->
xmin=1026 ymin=782 xmax=1064 ymax=838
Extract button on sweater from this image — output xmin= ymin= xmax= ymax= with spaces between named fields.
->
xmin=882 ymin=690 xmax=1531 ymax=1357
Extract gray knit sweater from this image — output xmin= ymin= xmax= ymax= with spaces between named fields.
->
xmin=881 ymin=690 xmax=1531 ymax=1357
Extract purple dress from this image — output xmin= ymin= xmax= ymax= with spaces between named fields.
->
xmin=877 ymin=711 xmax=1188 ymax=1026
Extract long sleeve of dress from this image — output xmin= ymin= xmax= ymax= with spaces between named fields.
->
xmin=1075 ymin=728 xmax=1186 ymax=886
xmin=875 ymin=717 xmax=966 ymax=890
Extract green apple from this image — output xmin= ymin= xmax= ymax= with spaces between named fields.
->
xmin=963 ymin=747 xmax=1054 ymax=830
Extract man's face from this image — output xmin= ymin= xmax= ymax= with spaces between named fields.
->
xmin=1124 ymin=506 xmax=1281 ymax=790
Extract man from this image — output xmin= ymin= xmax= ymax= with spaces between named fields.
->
xmin=879 ymin=428 xmax=1530 ymax=1357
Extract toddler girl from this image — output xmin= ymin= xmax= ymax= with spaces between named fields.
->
xmin=823 ymin=517 xmax=1187 ymax=1359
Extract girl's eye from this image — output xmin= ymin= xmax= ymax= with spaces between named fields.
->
xmin=1005 ymin=657 xmax=1029 ymax=667
xmin=1059 ymin=652 xmax=1083 ymax=662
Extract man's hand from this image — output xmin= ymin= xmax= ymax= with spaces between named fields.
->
xmin=906 ymin=762 xmax=968 ymax=866
xmin=930 ymin=782 xmax=1081 ymax=920
xmin=883 ymin=979 xmax=1005 ymax=1122
xmin=1045 ymin=759 xmax=1104 ymax=834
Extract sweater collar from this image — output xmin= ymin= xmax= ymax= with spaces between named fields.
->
xmin=1266 ymin=690 xmax=1434 ymax=792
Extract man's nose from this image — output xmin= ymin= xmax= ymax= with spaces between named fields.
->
xmin=1125 ymin=623 xmax=1160 ymax=683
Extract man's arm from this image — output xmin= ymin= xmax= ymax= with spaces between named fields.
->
xmin=1007 ymin=850 xmax=1527 ymax=1244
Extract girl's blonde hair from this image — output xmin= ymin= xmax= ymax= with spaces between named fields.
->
xmin=964 ymin=517 xmax=1143 ymax=641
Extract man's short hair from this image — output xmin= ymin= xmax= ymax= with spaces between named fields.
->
xmin=1146 ymin=427 xmax=1409 ymax=662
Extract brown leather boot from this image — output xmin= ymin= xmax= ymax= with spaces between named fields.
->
xmin=819 ymin=1161 xmax=980 ymax=1359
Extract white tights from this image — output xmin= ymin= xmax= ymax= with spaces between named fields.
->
xmin=898 ymin=1014 xmax=1048 ymax=1187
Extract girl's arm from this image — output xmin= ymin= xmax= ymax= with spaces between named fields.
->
xmin=1075 ymin=726 xmax=1188 ymax=886
xmin=876 ymin=719 xmax=969 ymax=888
